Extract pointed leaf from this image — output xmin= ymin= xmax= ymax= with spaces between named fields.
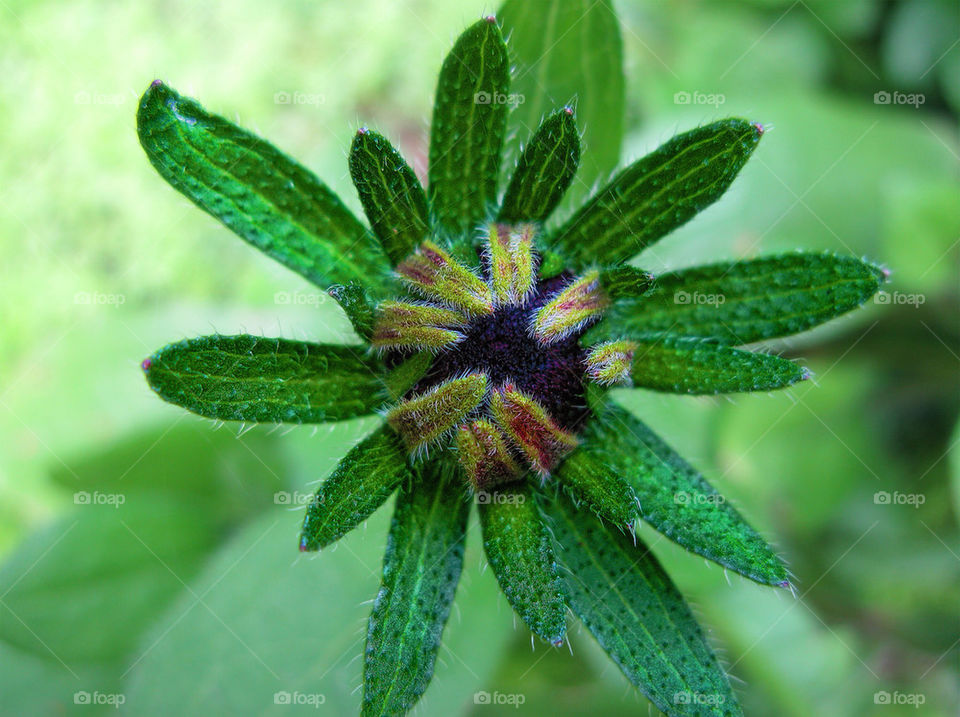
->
xmin=299 ymin=425 xmax=411 ymax=551
xmin=543 ymin=491 xmax=743 ymax=717
xmin=428 ymin=18 xmax=509 ymax=238
xmin=137 ymin=82 xmax=391 ymax=291
xmin=587 ymin=253 xmax=887 ymax=345
xmin=349 ymin=128 xmax=429 ymax=265
xmin=499 ymin=0 xmax=624 ymax=208
xmin=553 ymin=448 xmax=639 ymax=528
xmin=142 ymin=335 xmax=386 ymax=423
xmin=498 ymin=108 xmax=580 ymax=223
xmin=363 ymin=459 xmax=469 ymax=716
xmin=478 ymin=482 xmax=566 ymax=644
xmin=579 ymin=400 xmax=788 ymax=586
xmin=328 ymin=283 xmax=376 ymax=341
xmin=629 ymin=336 xmax=808 ymax=394
xmin=384 ymin=351 xmax=434 ymax=400
xmin=550 ymin=119 xmax=763 ymax=268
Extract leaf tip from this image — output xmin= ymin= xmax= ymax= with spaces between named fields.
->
xmin=483 ymin=14 xmax=497 ymax=24
xmin=357 ymin=126 xmax=369 ymax=136
xmin=140 ymin=357 xmax=152 ymax=372
xmin=752 ymin=121 xmax=765 ymax=137
xmin=563 ymin=106 xmax=574 ymax=116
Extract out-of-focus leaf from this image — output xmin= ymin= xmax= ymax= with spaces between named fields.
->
xmin=0 ymin=499 xmax=217 ymax=664
xmin=143 ymin=335 xmax=386 ymax=424
xmin=137 ymin=82 xmax=391 ymax=292
xmin=499 ymin=0 xmax=624 ymax=210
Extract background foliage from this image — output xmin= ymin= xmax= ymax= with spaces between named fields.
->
xmin=0 ymin=0 xmax=957 ymax=714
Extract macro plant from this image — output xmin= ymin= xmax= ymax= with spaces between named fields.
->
xmin=136 ymin=13 xmax=885 ymax=717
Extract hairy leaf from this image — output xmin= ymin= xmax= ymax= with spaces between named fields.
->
xmin=588 ymin=253 xmax=887 ymax=345
xmin=428 ymin=18 xmax=509 ymax=238
xmin=349 ymin=128 xmax=429 ymax=265
xmin=552 ymin=450 xmax=639 ymax=528
xmin=299 ymin=426 xmax=412 ymax=551
xmin=600 ymin=265 xmax=656 ymax=300
xmin=499 ymin=108 xmax=580 ymax=223
xmin=550 ymin=119 xmax=762 ymax=268
xmin=328 ymin=283 xmax=376 ymax=341
xmin=137 ymin=81 xmax=390 ymax=292
xmin=544 ymin=492 xmax=743 ymax=717
xmin=499 ymin=0 xmax=624 ymax=209
xmin=578 ymin=399 xmax=788 ymax=586
xmin=143 ymin=335 xmax=386 ymax=423
xmin=478 ymin=482 xmax=566 ymax=644
xmin=629 ymin=336 xmax=808 ymax=394
xmin=363 ymin=460 xmax=469 ymax=716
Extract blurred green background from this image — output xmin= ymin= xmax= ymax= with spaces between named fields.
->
xmin=1 ymin=0 xmax=957 ymax=714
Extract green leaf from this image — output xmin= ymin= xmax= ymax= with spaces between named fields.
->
xmin=629 ymin=336 xmax=808 ymax=394
xmin=600 ymin=265 xmax=656 ymax=300
xmin=363 ymin=459 xmax=469 ymax=716
xmin=300 ymin=425 xmax=412 ymax=551
xmin=384 ymin=351 xmax=434 ymax=400
xmin=549 ymin=119 xmax=762 ymax=268
xmin=588 ymin=253 xmax=887 ymax=345
xmin=478 ymin=482 xmax=566 ymax=644
xmin=498 ymin=108 xmax=580 ymax=224
xmin=552 ymin=451 xmax=639 ymax=529
xmin=499 ymin=0 xmax=624 ymax=209
xmin=143 ymin=334 xmax=387 ymax=423
xmin=428 ymin=18 xmax=509 ymax=238
xmin=583 ymin=399 xmax=788 ymax=586
xmin=543 ymin=491 xmax=743 ymax=717
xmin=137 ymin=81 xmax=391 ymax=292
xmin=123 ymin=505 xmax=391 ymax=715
xmin=0 ymin=498 xmax=216 ymax=664
xmin=349 ymin=128 xmax=429 ymax=265
xmin=328 ymin=282 xmax=376 ymax=341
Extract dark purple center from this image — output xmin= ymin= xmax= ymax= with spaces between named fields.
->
xmin=418 ymin=275 xmax=589 ymax=429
